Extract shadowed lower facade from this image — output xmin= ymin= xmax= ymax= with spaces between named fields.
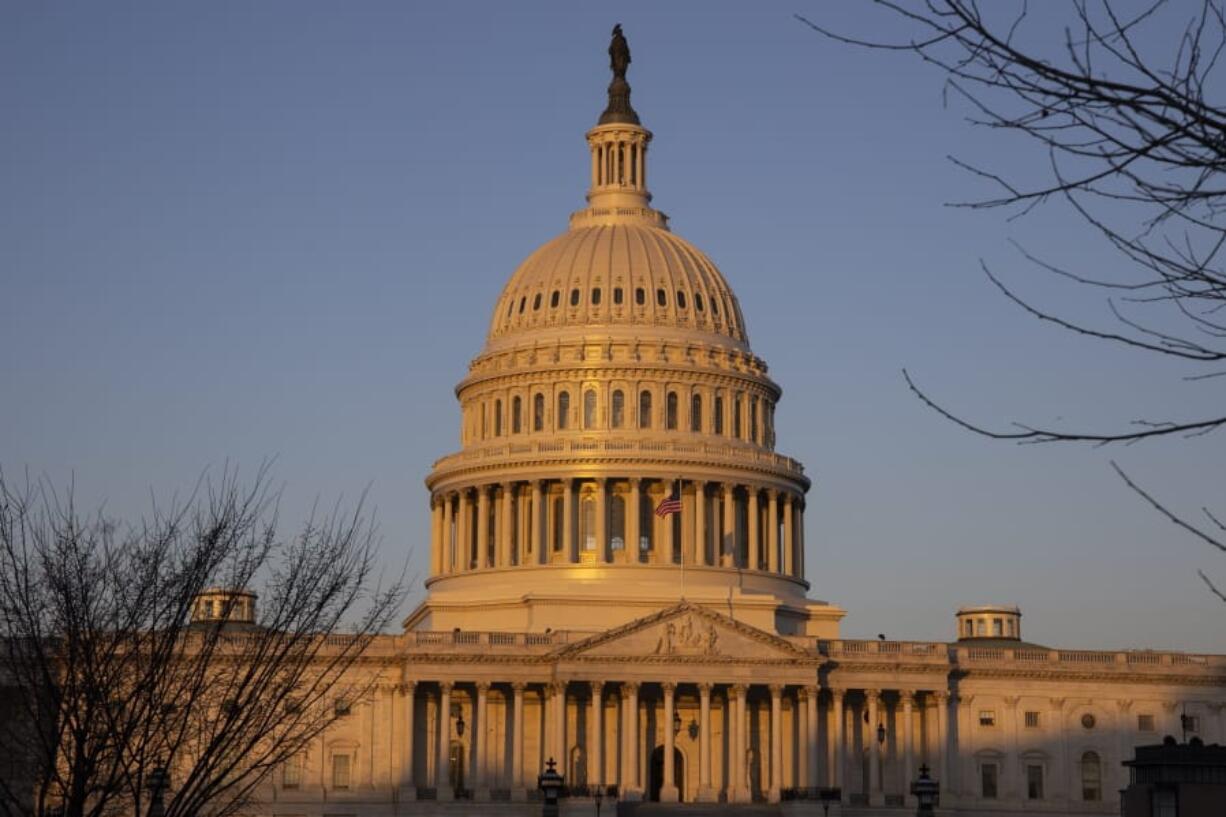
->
xmin=258 ymin=28 xmax=1226 ymax=817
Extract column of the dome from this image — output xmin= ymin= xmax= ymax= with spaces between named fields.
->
xmin=456 ymin=491 xmax=470 ymax=572
xmin=721 ymin=483 xmax=735 ymax=567
xmin=476 ymin=486 xmax=491 ymax=569
xmin=693 ymin=480 xmax=706 ymax=566
xmin=783 ymin=495 xmax=794 ymax=576
xmin=747 ymin=488 xmax=760 ymax=571
xmin=562 ymin=480 xmax=575 ymax=562
xmin=531 ymin=480 xmax=544 ymax=564
xmin=797 ymin=499 xmax=806 ymax=580
xmin=499 ymin=483 xmax=513 ymax=567
xmin=442 ymin=494 xmax=454 ymax=573
xmin=595 ymin=479 xmax=608 ymax=564
xmin=429 ymin=496 xmax=441 ymax=576
xmin=628 ymin=479 xmax=641 ymax=564
xmin=768 ymin=490 xmax=780 ymax=574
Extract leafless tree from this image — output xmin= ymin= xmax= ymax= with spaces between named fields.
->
xmin=0 ymin=465 xmax=407 ymax=817
xmin=797 ymin=2 xmax=1226 ymax=574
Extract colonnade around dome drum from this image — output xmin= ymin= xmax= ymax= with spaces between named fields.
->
xmin=427 ymin=477 xmax=806 ymax=581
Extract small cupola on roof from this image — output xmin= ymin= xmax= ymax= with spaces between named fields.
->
xmin=956 ymin=604 xmax=1022 ymax=641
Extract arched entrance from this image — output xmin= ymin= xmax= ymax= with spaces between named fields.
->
xmin=648 ymin=745 xmax=684 ymax=802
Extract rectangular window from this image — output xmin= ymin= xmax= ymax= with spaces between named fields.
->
xmin=1184 ymin=714 xmax=1200 ymax=733
xmin=1024 ymin=710 xmax=1040 ymax=728
xmin=332 ymin=754 xmax=351 ymax=789
xmin=979 ymin=710 xmax=996 ymax=727
xmin=1152 ymin=789 xmax=1176 ymax=817
xmin=992 ymin=618 xmax=1003 ymax=636
xmin=1026 ymin=764 xmax=1044 ymax=800
xmin=981 ymin=763 xmax=998 ymax=799
xmin=1138 ymin=713 xmax=1155 ymax=732
xmin=283 ymin=755 xmax=302 ymax=789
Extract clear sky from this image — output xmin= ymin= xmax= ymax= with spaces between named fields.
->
xmin=2 ymin=2 xmax=1222 ymax=651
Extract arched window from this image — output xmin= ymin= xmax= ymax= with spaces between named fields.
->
xmin=533 ymin=293 xmax=542 ymax=310
xmin=591 ymin=288 xmax=601 ymax=305
xmin=583 ymin=389 xmax=597 ymax=429
xmin=610 ymin=495 xmax=626 ymax=551
xmin=733 ymin=392 xmax=743 ymax=438
xmin=635 ymin=287 xmax=645 ymax=305
xmin=1080 ymin=752 xmax=1101 ymax=801
xmin=690 ymin=394 xmax=702 ymax=432
xmin=695 ymin=293 xmax=705 ymax=312
xmin=613 ymin=287 xmax=624 ymax=305
xmin=677 ymin=291 xmax=687 ymax=309
xmin=570 ymin=288 xmax=580 ymax=306
xmin=518 ymin=296 xmax=526 ymax=314
xmin=494 ymin=399 xmax=503 ymax=437
xmin=512 ymin=396 xmax=522 ymax=434
xmin=551 ymin=290 xmax=560 ymax=308
xmin=750 ymin=397 xmax=759 ymax=443
xmin=656 ymin=288 xmax=667 ymax=307
xmin=533 ymin=393 xmax=544 ymax=432
xmin=611 ymin=390 xmax=625 ymax=428
xmin=557 ymin=392 xmax=570 ymax=430
xmin=714 ymin=391 xmax=724 ymax=434
xmin=666 ymin=392 xmax=678 ymax=430
xmin=639 ymin=390 xmax=653 ymax=429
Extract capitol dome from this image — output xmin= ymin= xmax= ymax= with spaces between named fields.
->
xmin=413 ymin=30 xmax=843 ymax=640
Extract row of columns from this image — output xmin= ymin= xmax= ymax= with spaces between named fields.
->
xmin=401 ymin=680 xmax=946 ymax=805
xmin=430 ymin=478 xmax=805 ymax=579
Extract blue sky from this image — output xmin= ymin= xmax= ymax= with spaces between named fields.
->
xmin=2 ymin=2 xmax=1222 ymax=651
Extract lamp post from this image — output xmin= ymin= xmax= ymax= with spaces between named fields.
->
xmin=593 ymin=786 xmax=603 ymax=817
xmin=538 ymin=757 xmax=564 ymax=817
xmin=910 ymin=764 xmax=939 ymax=816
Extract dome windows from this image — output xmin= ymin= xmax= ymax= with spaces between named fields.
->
xmin=551 ymin=290 xmax=560 ymax=308
xmin=714 ymin=391 xmax=724 ymax=435
xmin=591 ymin=288 xmax=602 ymax=306
xmin=518 ymin=296 xmax=526 ymax=314
xmin=656 ymin=288 xmax=667 ymax=307
xmin=635 ymin=287 xmax=645 ymax=306
xmin=533 ymin=393 xmax=545 ymax=431
xmin=695 ymin=293 xmax=705 ymax=312
xmin=494 ymin=399 xmax=503 ymax=437
xmin=666 ymin=392 xmax=678 ymax=430
xmin=611 ymin=390 xmax=625 ymax=428
xmin=583 ymin=389 xmax=597 ymax=429
xmin=690 ymin=394 xmax=702 ymax=432
xmin=533 ymin=293 xmax=542 ymax=311
xmin=557 ymin=392 xmax=570 ymax=430
xmin=613 ymin=287 xmax=624 ymax=305
xmin=570 ymin=288 xmax=580 ymax=307
xmin=638 ymin=391 xmax=652 ymax=428
xmin=512 ymin=396 xmax=523 ymax=433
xmin=677 ymin=291 xmax=687 ymax=310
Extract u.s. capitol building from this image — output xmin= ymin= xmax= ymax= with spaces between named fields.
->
xmin=256 ymin=27 xmax=1226 ymax=817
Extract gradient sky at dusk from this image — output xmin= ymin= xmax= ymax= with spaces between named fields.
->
xmin=3 ymin=2 xmax=1222 ymax=651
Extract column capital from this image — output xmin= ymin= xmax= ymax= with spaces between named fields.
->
xmin=901 ymin=690 xmax=917 ymax=708
xmin=1117 ymin=698 xmax=1134 ymax=713
xmin=661 ymin=681 xmax=677 ymax=694
xmin=620 ymin=682 xmax=640 ymax=698
xmin=399 ymin=680 xmax=418 ymax=696
xmin=475 ymin=680 xmax=491 ymax=693
xmin=439 ymin=680 xmax=454 ymax=693
xmin=697 ymin=681 xmax=713 ymax=694
xmin=510 ymin=680 xmax=527 ymax=692
xmin=548 ymin=680 xmax=567 ymax=695
xmin=590 ymin=680 xmax=604 ymax=694
xmin=502 ymin=480 xmax=515 ymax=491
xmin=731 ymin=683 xmax=749 ymax=696
xmin=722 ymin=482 xmax=736 ymax=494
xmin=826 ymin=685 xmax=846 ymax=698
xmin=769 ymin=683 xmax=785 ymax=696
xmin=931 ymin=690 xmax=950 ymax=704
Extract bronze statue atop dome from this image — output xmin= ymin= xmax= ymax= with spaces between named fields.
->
xmin=599 ymin=23 xmax=641 ymax=125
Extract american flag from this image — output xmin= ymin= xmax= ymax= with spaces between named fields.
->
xmin=654 ymin=480 xmax=682 ymax=517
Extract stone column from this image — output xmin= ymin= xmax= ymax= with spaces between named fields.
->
xmin=430 ymin=498 xmax=442 ymax=575
xmin=698 ymin=683 xmax=715 ymax=801
xmin=619 ymin=685 xmax=632 ymax=791
xmin=456 ymin=492 xmax=470 ymax=572
xmin=747 ymin=489 xmax=760 ymax=570
xmin=562 ymin=480 xmax=575 ymax=562
xmin=474 ymin=682 xmax=490 ymax=799
xmin=769 ymin=685 xmax=783 ymax=803
xmin=589 ymin=683 xmax=603 ymax=791
xmin=867 ymin=690 xmax=882 ymax=805
xmin=782 ymin=495 xmax=794 ymax=576
xmin=732 ymin=684 xmax=749 ymax=803
xmin=797 ymin=688 xmax=809 ymax=790
xmin=499 ymin=483 xmax=514 ymax=567
xmin=722 ymin=483 xmax=735 ymax=565
xmin=627 ymin=479 xmax=641 ymax=563
xmin=829 ymin=688 xmax=844 ymax=791
xmin=693 ymin=480 xmax=706 ymax=566
xmin=626 ymin=682 xmax=641 ymax=797
xmin=401 ymin=682 xmax=417 ymax=799
xmin=476 ymin=486 xmax=491 ymax=569
xmin=934 ymin=692 xmax=949 ymax=798
xmin=552 ymin=682 xmax=567 ymax=770
xmin=511 ymin=682 xmax=526 ymax=800
xmin=662 ymin=683 xmax=679 ymax=801
xmin=595 ymin=479 xmax=608 ymax=563
xmin=531 ymin=481 xmax=545 ymax=564
xmin=806 ymin=685 xmax=819 ymax=791
xmin=442 ymin=494 xmax=455 ymax=573
xmin=437 ymin=682 xmax=454 ymax=800
xmin=902 ymin=691 xmax=915 ymax=803
xmin=767 ymin=491 xmax=779 ymax=573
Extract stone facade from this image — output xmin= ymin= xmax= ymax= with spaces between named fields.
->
xmin=259 ymin=33 xmax=1226 ymax=817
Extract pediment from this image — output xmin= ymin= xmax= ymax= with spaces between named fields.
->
xmin=553 ymin=601 xmax=815 ymax=664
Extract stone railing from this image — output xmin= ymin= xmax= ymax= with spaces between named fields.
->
xmin=401 ymin=630 xmax=577 ymax=651
xmin=432 ymin=437 xmax=805 ymax=478
xmin=820 ymin=639 xmax=950 ymax=661
xmin=954 ymin=646 xmax=1225 ymax=672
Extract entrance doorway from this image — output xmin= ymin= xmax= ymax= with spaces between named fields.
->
xmin=648 ymin=745 xmax=684 ymax=802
